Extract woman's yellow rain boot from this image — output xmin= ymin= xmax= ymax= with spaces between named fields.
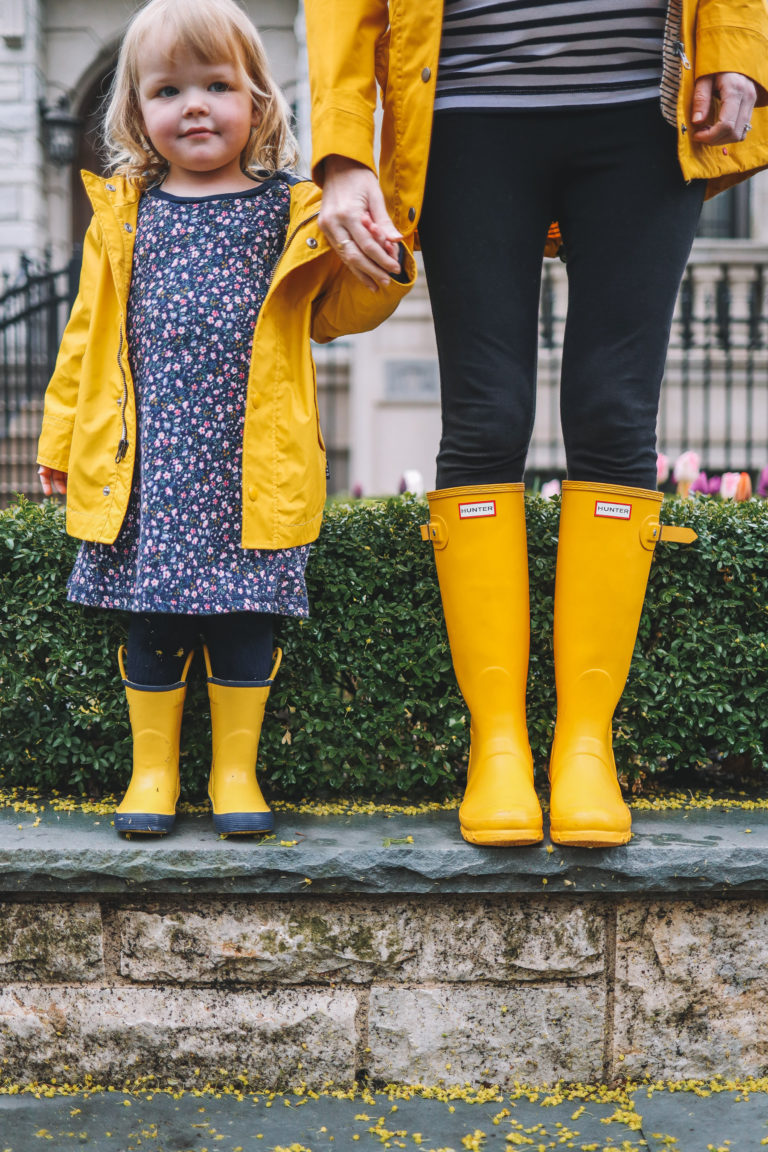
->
xmin=549 ymin=480 xmax=696 ymax=846
xmin=206 ymin=646 xmax=282 ymax=835
xmin=114 ymin=646 xmax=195 ymax=835
xmin=421 ymin=483 xmax=542 ymax=845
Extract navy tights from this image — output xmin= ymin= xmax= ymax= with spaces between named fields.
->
xmin=125 ymin=611 xmax=275 ymax=685
xmin=419 ymin=99 xmax=705 ymax=490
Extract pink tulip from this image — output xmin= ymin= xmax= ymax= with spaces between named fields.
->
xmin=758 ymin=467 xmax=768 ymax=499
xmin=707 ymin=475 xmax=721 ymax=496
xmin=720 ymin=472 xmax=740 ymax=500
xmin=673 ymin=451 xmax=701 ymax=484
xmin=656 ymin=453 xmax=669 ymax=485
xmin=673 ymin=451 xmax=700 ymax=497
xmin=690 ymin=471 xmax=709 ymax=495
xmin=540 ymin=479 xmax=561 ymax=500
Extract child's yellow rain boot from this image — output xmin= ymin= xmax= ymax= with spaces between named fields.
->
xmin=205 ymin=646 xmax=282 ymax=835
xmin=422 ymin=483 xmax=542 ymax=845
xmin=549 ymin=480 xmax=696 ymax=846
xmin=114 ymin=646 xmax=195 ymax=834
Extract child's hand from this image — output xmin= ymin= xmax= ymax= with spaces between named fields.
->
xmin=38 ymin=466 xmax=67 ymax=496
xmin=361 ymin=215 xmax=400 ymax=262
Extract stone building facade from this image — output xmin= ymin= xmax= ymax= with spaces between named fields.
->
xmin=0 ymin=0 xmax=301 ymax=269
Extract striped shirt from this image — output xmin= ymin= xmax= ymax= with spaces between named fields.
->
xmin=435 ymin=0 xmax=668 ymax=111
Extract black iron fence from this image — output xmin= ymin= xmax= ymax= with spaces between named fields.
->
xmin=531 ymin=246 xmax=768 ymax=476
xmin=0 ymin=255 xmax=79 ymax=504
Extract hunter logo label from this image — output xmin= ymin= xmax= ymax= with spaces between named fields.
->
xmin=595 ymin=500 xmax=632 ymax=520
xmin=459 ymin=500 xmax=497 ymax=519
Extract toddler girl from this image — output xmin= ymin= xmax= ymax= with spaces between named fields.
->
xmin=37 ymin=0 xmax=412 ymax=836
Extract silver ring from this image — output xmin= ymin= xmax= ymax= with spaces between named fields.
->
xmin=742 ymin=123 xmax=752 ymax=137
xmin=337 ymin=238 xmax=350 ymax=249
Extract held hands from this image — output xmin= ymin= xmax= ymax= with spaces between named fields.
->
xmin=318 ymin=155 xmax=402 ymax=291
xmin=692 ymin=72 xmax=757 ymax=144
xmin=38 ymin=466 xmax=67 ymax=496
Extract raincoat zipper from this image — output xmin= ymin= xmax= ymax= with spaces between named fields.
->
xmin=115 ymin=325 xmax=129 ymax=463
xmin=674 ymin=40 xmax=692 ymax=69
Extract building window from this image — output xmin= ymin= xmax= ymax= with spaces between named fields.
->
xmin=696 ymin=182 xmax=751 ymax=239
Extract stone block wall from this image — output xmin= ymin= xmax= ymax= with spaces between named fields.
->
xmin=1 ymin=894 xmax=767 ymax=1089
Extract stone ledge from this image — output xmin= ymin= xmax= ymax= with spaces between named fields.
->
xmin=1 ymin=805 xmax=767 ymax=896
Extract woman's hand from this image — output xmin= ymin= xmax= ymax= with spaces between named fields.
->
xmin=692 ymin=73 xmax=757 ymax=144
xmin=38 ymin=466 xmax=67 ymax=496
xmin=318 ymin=155 xmax=403 ymax=291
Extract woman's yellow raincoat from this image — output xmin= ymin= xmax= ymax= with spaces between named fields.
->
xmin=306 ymin=0 xmax=768 ymax=245
xmin=37 ymin=171 xmax=415 ymax=549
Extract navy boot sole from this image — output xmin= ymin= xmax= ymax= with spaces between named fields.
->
xmin=212 ymin=809 xmax=274 ymax=835
xmin=115 ymin=811 xmax=175 ymax=834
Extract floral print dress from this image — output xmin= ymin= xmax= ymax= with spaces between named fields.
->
xmin=68 ymin=179 xmax=310 ymax=618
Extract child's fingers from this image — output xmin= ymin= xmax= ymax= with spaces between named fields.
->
xmin=362 ymin=216 xmax=399 ymax=259
xmin=38 ymin=466 xmax=67 ymax=496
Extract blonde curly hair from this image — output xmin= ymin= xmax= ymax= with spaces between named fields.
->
xmin=103 ymin=0 xmax=298 ymax=186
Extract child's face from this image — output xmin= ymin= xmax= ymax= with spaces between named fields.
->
xmin=137 ymin=37 xmax=258 ymax=187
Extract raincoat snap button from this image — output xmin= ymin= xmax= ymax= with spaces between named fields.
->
xmin=105 ymin=183 xmax=116 ymax=191
xmin=421 ymin=67 xmax=431 ymax=82
xmin=248 ymin=485 xmax=258 ymax=501
xmin=408 ymin=207 xmax=416 ymax=222
xmin=124 ymin=223 xmax=133 ymax=232
xmin=251 ymin=394 xmax=260 ymax=408
xmin=103 ymin=486 xmax=110 ymax=496
xmin=306 ymin=236 xmax=318 ymax=249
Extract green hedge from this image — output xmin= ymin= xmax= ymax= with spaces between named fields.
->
xmin=1 ymin=494 xmax=766 ymax=800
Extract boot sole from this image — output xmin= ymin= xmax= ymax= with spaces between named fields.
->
xmin=461 ymin=827 xmax=543 ymax=847
xmin=550 ymin=829 xmax=631 ymax=847
xmin=115 ymin=812 xmax=175 ymax=834
xmin=212 ymin=810 xmax=274 ymax=835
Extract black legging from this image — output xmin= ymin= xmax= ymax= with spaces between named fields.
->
xmin=418 ymin=99 xmax=706 ymax=491
xmin=125 ymin=611 xmax=275 ymax=685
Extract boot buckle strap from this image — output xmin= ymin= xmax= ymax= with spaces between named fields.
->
xmin=640 ymin=518 xmax=698 ymax=550
xmin=420 ymin=518 xmax=448 ymax=549
xmin=659 ymin=524 xmax=698 ymax=545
